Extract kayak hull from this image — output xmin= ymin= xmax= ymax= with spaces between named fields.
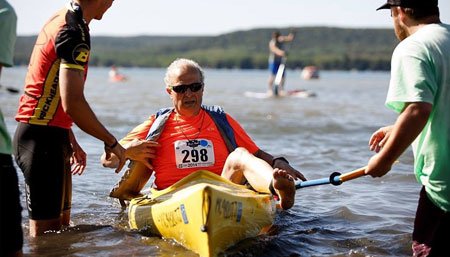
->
xmin=128 ymin=170 xmax=276 ymax=257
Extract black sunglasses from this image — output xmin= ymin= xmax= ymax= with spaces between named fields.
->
xmin=170 ymin=82 xmax=203 ymax=94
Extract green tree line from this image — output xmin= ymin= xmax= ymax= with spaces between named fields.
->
xmin=14 ymin=26 xmax=398 ymax=71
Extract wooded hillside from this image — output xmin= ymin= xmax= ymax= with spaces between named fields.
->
xmin=14 ymin=27 xmax=398 ymax=71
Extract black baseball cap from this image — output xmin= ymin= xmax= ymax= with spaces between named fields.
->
xmin=376 ymin=0 xmax=438 ymax=11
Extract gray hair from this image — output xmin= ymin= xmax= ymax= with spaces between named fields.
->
xmin=164 ymin=58 xmax=205 ymax=87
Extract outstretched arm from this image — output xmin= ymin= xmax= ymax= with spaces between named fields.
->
xmin=281 ymin=32 xmax=295 ymax=42
xmin=366 ymin=102 xmax=432 ymax=177
xmin=59 ymin=68 xmax=126 ymax=173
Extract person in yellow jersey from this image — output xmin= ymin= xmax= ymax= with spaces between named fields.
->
xmin=13 ymin=0 xmax=126 ymax=238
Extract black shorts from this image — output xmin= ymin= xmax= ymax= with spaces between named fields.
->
xmin=412 ymin=187 xmax=450 ymax=257
xmin=13 ymin=123 xmax=73 ymax=220
xmin=0 ymin=153 xmax=23 ymax=254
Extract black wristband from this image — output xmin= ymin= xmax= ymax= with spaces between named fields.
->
xmin=272 ymin=156 xmax=289 ymax=167
xmin=105 ymin=139 xmax=118 ymax=149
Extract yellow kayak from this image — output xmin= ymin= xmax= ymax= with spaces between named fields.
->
xmin=128 ymin=170 xmax=277 ymax=257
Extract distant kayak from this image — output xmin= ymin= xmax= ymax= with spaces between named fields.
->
xmin=109 ymin=65 xmax=128 ymax=82
xmin=301 ymin=66 xmax=320 ymax=80
xmin=109 ymin=74 xmax=127 ymax=82
xmin=244 ymin=89 xmax=316 ymax=99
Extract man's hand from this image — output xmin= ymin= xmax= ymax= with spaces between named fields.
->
xmin=365 ymin=153 xmax=392 ymax=178
xmin=369 ymin=125 xmax=394 ymax=153
xmin=104 ymin=141 xmax=127 ymax=173
xmin=273 ymin=159 xmax=306 ymax=181
xmin=125 ymin=139 xmax=160 ymax=170
xmin=68 ymin=129 xmax=87 ymax=175
xmin=71 ymin=142 xmax=87 ymax=175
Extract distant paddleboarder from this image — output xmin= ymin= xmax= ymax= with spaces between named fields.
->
xmin=267 ymin=30 xmax=294 ymax=96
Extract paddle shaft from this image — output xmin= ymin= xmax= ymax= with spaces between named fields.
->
xmin=295 ymin=166 xmax=367 ymax=189
xmin=339 ymin=166 xmax=366 ymax=182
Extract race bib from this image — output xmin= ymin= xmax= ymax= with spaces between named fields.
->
xmin=174 ymin=139 xmax=215 ymax=169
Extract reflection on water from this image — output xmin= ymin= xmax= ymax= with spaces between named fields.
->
xmin=1 ymin=67 xmax=416 ymax=256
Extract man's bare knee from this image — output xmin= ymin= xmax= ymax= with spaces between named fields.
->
xmin=227 ymin=147 xmax=251 ymax=169
xmin=222 ymin=147 xmax=251 ymax=183
xmin=229 ymin=147 xmax=250 ymax=159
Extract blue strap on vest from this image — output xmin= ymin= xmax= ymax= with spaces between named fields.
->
xmin=145 ymin=108 xmax=172 ymax=141
xmin=145 ymin=105 xmax=237 ymax=152
xmin=202 ymin=105 xmax=237 ymax=153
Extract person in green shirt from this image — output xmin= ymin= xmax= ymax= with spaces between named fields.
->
xmin=367 ymin=0 xmax=450 ymax=256
xmin=0 ymin=0 xmax=16 ymax=72
xmin=0 ymin=1 xmax=23 ymax=256
xmin=1 ymin=108 xmax=23 ymax=257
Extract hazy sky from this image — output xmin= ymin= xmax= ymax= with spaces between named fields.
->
xmin=11 ymin=0 xmax=450 ymax=36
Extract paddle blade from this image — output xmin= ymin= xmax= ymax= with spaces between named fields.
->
xmin=274 ymin=63 xmax=286 ymax=86
xmin=0 ymin=85 xmax=19 ymax=94
xmin=6 ymin=87 xmax=19 ymax=94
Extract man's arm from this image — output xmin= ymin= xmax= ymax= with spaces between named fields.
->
xmin=59 ymin=68 xmax=126 ymax=172
xmin=254 ymin=149 xmax=306 ymax=181
xmin=366 ymin=102 xmax=432 ymax=177
xmin=269 ymin=41 xmax=285 ymax=56
xmin=280 ymin=32 xmax=295 ymax=42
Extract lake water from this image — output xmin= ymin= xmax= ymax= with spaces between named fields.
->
xmin=1 ymin=67 xmax=417 ymax=257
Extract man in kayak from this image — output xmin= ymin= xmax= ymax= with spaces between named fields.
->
xmin=102 ymin=58 xmax=306 ymax=210
xmin=367 ymin=0 xmax=449 ymax=256
xmin=267 ymin=30 xmax=294 ymax=96
xmin=13 ymin=0 xmax=126 ymax=238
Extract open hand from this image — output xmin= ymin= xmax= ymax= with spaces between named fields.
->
xmin=369 ymin=125 xmax=393 ymax=153
xmin=125 ymin=139 xmax=160 ymax=170
xmin=71 ymin=142 xmax=87 ymax=175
